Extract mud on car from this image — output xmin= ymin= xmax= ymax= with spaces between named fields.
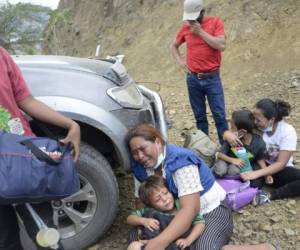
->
xmin=14 ymin=55 xmax=167 ymax=250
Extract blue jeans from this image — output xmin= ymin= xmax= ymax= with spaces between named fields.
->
xmin=186 ymin=72 xmax=228 ymax=144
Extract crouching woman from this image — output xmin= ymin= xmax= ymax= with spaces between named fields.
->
xmin=126 ymin=124 xmax=233 ymax=250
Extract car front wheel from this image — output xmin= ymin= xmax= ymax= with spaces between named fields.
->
xmin=55 ymin=142 xmax=119 ymax=250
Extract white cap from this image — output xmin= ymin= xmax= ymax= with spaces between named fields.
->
xmin=183 ymin=0 xmax=203 ymax=21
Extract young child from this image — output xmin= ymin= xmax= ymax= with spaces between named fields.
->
xmin=213 ymin=109 xmax=273 ymax=186
xmin=127 ymin=175 xmax=205 ymax=250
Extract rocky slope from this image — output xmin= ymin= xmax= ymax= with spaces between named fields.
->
xmin=43 ymin=0 xmax=300 ymax=249
xmin=43 ymin=0 xmax=300 ymax=141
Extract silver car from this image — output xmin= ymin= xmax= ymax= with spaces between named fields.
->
xmin=14 ymin=55 xmax=167 ymax=250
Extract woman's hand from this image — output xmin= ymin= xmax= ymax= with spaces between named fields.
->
xmin=142 ymin=218 xmax=160 ymax=231
xmin=60 ymin=121 xmax=81 ymax=161
xmin=176 ymin=238 xmax=191 ymax=249
xmin=230 ymin=158 xmax=245 ymax=168
xmin=223 ymin=130 xmax=243 ymax=147
xmin=127 ymin=240 xmax=148 ymax=250
xmin=240 ymin=171 xmax=260 ymax=181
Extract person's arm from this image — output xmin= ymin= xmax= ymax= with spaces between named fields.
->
xmin=241 ymin=150 xmax=293 ymax=180
xmin=127 ymin=214 xmax=146 ymax=226
xmin=176 ymin=223 xmax=205 ymax=249
xmin=127 ymin=214 xmax=160 ymax=231
xmin=256 ymin=159 xmax=273 ymax=184
xmin=184 ymin=223 xmax=205 ymax=246
xmin=218 ymin=152 xmax=244 ymax=167
xmin=18 ymin=96 xmax=81 ymax=161
xmin=190 ymin=23 xmax=226 ymax=51
xmin=170 ymin=39 xmax=191 ymax=74
xmin=256 ymin=159 xmax=267 ymax=169
xmin=144 ymin=193 xmax=200 ymax=250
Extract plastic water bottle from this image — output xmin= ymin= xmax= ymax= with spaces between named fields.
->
xmin=234 ymin=146 xmax=252 ymax=173
xmin=36 ymin=228 xmax=60 ymax=248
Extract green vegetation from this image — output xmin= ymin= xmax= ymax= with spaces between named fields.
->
xmin=49 ymin=8 xmax=72 ymax=25
xmin=44 ymin=8 xmax=73 ymax=55
xmin=0 ymin=2 xmax=51 ymax=54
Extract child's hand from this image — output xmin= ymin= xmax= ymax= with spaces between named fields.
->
xmin=231 ymin=158 xmax=245 ymax=167
xmin=142 ymin=218 xmax=160 ymax=231
xmin=176 ymin=238 xmax=191 ymax=249
xmin=127 ymin=240 xmax=147 ymax=250
xmin=139 ymin=240 xmax=149 ymax=245
xmin=265 ymin=175 xmax=273 ymax=184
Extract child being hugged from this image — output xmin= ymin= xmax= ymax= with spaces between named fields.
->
xmin=127 ymin=175 xmax=205 ymax=250
xmin=213 ymin=109 xmax=273 ymax=186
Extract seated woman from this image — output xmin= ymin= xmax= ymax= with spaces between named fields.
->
xmin=126 ymin=124 xmax=233 ymax=250
xmin=224 ymin=99 xmax=299 ymax=205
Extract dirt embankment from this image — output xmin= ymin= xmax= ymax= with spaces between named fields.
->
xmin=44 ymin=1 xmax=300 ymax=249
xmin=44 ymin=0 xmax=300 ymax=143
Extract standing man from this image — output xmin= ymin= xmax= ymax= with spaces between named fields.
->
xmin=0 ymin=46 xmax=80 ymax=249
xmin=171 ymin=0 xmax=228 ymax=144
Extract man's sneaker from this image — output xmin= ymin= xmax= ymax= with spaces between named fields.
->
xmin=252 ymin=190 xmax=271 ymax=206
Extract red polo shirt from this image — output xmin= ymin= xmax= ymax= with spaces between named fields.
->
xmin=0 ymin=47 xmax=33 ymax=136
xmin=176 ymin=16 xmax=225 ymax=73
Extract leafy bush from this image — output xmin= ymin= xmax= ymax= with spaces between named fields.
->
xmin=0 ymin=2 xmax=51 ymax=54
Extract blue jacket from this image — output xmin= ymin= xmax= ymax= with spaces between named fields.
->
xmin=131 ymin=144 xmax=215 ymax=197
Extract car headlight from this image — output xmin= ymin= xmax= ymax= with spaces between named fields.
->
xmin=107 ymin=82 xmax=144 ymax=109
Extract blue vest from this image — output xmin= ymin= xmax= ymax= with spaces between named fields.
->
xmin=131 ymin=144 xmax=215 ymax=197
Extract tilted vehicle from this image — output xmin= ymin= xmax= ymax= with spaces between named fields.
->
xmin=14 ymin=55 xmax=167 ymax=250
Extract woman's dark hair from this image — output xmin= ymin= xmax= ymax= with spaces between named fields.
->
xmin=255 ymin=99 xmax=291 ymax=122
xmin=139 ymin=175 xmax=166 ymax=207
xmin=231 ymin=109 xmax=255 ymax=133
xmin=126 ymin=123 xmax=166 ymax=147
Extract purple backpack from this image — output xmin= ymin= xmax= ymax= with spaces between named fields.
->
xmin=217 ymin=177 xmax=258 ymax=211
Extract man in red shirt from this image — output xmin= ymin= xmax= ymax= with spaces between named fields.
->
xmin=0 ymin=47 xmax=80 ymax=249
xmin=171 ymin=0 xmax=228 ymax=144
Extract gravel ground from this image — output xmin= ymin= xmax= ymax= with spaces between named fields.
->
xmin=90 ymin=71 xmax=300 ymax=250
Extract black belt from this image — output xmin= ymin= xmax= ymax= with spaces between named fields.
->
xmin=190 ymin=69 xmax=219 ymax=79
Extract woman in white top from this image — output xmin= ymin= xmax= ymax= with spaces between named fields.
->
xmin=225 ymin=99 xmax=299 ymax=205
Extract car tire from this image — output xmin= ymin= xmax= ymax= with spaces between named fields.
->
xmin=60 ymin=142 xmax=119 ymax=250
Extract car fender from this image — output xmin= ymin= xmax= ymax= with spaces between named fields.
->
xmin=36 ymin=96 xmax=131 ymax=171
